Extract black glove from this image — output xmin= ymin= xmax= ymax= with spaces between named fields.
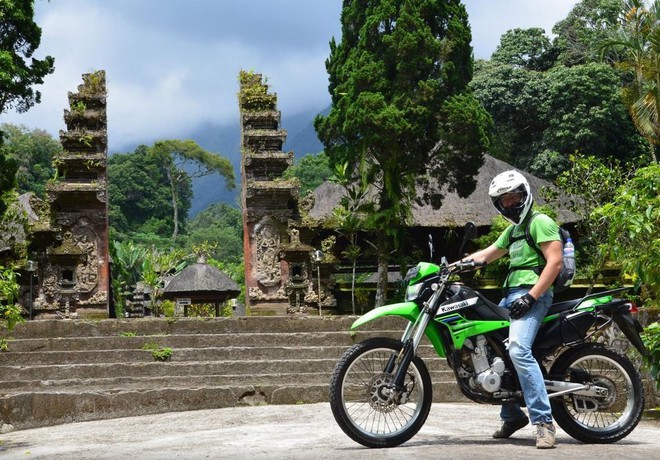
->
xmin=509 ymin=293 xmax=536 ymax=320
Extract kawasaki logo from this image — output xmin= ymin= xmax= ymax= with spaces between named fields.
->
xmin=436 ymin=296 xmax=479 ymax=315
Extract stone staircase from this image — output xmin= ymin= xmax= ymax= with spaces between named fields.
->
xmin=0 ymin=316 xmax=463 ymax=430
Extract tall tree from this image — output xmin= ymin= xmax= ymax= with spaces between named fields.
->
xmin=315 ymin=0 xmax=491 ymax=306
xmin=491 ymin=28 xmax=558 ymax=71
xmin=0 ymin=0 xmax=54 ymax=116
xmin=0 ymin=0 xmax=54 ymax=216
xmin=471 ymin=30 xmax=647 ymax=174
xmin=108 ymin=140 xmax=235 ymax=242
xmin=149 ymin=140 xmax=235 ymax=241
xmin=600 ymin=0 xmax=659 ymax=162
xmin=553 ymin=0 xmax=621 ymax=66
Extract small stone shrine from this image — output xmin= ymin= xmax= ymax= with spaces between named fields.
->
xmin=29 ymin=71 xmax=110 ymax=318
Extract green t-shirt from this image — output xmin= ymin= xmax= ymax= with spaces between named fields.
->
xmin=494 ymin=212 xmax=560 ymax=288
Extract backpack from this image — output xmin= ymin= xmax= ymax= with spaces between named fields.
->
xmin=506 ymin=212 xmax=576 ymax=293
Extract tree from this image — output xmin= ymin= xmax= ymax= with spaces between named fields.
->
xmin=0 ymin=0 xmax=54 ymax=217
xmin=315 ymin=0 xmax=491 ymax=306
xmin=593 ymin=163 xmax=660 ymax=302
xmin=600 ymin=0 xmax=659 ymax=163
xmin=108 ymin=145 xmax=184 ymax=238
xmin=108 ymin=140 xmax=235 ymax=242
xmin=150 ymin=140 xmax=235 ymax=241
xmin=0 ymin=124 xmax=60 ymax=197
xmin=184 ymin=203 xmax=243 ymax=265
xmin=282 ymin=152 xmax=332 ymax=196
xmin=553 ymin=0 xmax=621 ymax=66
xmin=541 ymin=63 xmax=647 ymax=165
xmin=547 ymin=154 xmax=639 ymax=289
xmin=471 ymin=53 xmax=647 ymax=175
xmin=491 ymin=28 xmax=558 ymax=71
xmin=0 ymin=0 xmax=54 ymax=116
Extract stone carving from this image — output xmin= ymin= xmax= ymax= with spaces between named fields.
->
xmin=248 ymin=286 xmax=287 ymax=301
xmin=254 ymin=221 xmax=281 ymax=287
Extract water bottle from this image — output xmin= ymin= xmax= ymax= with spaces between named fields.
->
xmin=563 ymin=238 xmax=575 ymax=257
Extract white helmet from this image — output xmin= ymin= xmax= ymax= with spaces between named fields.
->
xmin=488 ymin=170 xmax=533 ymax=225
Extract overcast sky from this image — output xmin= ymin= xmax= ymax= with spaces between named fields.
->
xmin=1 ymin=0 xmax=579 ymax=153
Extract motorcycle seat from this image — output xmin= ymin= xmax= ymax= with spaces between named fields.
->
xmin=547 ymin=299 xmax=580 ymax=316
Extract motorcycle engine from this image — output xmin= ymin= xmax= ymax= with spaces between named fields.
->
xmin=466 ymin=335 xmax=506 ymax=393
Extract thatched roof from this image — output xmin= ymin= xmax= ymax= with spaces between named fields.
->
xmin=308 ymin=154 xmax=579 ymax=227
xmin=163 ymin=262 xmax=240 ymax=301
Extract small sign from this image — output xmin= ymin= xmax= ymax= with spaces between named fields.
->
xmin=176 ymin=298 xmax=191 ymax=306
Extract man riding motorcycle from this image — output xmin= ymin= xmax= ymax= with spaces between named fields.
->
xmin=464 ymin=170 xmax=562 ymax=449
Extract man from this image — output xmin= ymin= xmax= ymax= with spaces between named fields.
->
xmin=466 ymin=170 xmax=562 ymax=449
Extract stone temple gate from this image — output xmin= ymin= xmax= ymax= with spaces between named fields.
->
xmin=25 ymin=71 xmax=110 ymax=319
xmin=238 ymin=72 xmax=336 ymax=316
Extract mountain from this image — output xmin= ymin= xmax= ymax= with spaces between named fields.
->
xmin=185 ymin=106 xmax=328 ymax=216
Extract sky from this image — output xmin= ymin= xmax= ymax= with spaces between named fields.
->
xmin=1 ymin=0 xmax=580 ymax=153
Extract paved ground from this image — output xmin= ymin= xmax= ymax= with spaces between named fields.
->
xmin=0 ymin=403 xmax=658 ymax=459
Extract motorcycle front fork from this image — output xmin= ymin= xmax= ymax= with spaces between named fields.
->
xmin=387 ymin=293 xmax=439 ymax=391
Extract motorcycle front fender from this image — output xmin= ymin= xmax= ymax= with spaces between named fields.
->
xmin=351 ymin=302 xmax=446 ymax=357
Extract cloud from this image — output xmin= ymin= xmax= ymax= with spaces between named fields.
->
xmin=1 ymin=0 xmax=581 ymax=152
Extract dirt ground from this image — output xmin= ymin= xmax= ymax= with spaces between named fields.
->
xmin=0 ymin=403 xmax=658 ymax=459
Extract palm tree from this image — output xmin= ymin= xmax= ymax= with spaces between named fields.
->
xmin=601 ymin=0 xmax=659 ymax=163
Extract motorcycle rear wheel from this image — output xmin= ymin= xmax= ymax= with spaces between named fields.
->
xmin=329 ymin=337 xmax=432 ymax=448
xmin=549 ymin=344 xmax=644 ymax=443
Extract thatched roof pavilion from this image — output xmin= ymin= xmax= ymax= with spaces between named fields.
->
xmin=308 ymin=154 xmax=579 ymax=227
xmin=163 ymin=260 xmax=240 ymax=316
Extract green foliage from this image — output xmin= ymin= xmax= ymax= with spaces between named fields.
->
xmin=553 ymin=0 xmax=621 ymax=66
xmin=316 ymin=0 xmax=491 ymax=304
xmin=149 ymin=140 xmax=235 ymax=241
xmin=141 ymin=342 xmax=173 ymax=361
xmin=546 ymin=154 xmax=640 ymax=285
xmin=600 ymin=0 xmax=660 ymax=162
xmin=491 ymin=28 xmax=558 ymax=71
xmin=640 ymin=321 xmax=660 ymax=389
xmin=108 ymin=140 xmax=235 ymax=243
xmin=0 ymin=0 xmax=55 ymax=115
xmin=471 ymin=58 xmax=647 ymax=175
xmin=108 ymin=145 xmax=186 ymax=238
xmin=593 ymin=163 xmax=660 ymax=301
xmin=238 ymin=70 xmax=277 ymax=111
xmin=0 ymin=124 xmax=60 ymax=197
xmin=183 ymin=203 xmax=243 ymax=265
xmin=0 ymin=265 xmax=23 ymax=332
xmin=282 ymin=152 xmax=332 ymax=196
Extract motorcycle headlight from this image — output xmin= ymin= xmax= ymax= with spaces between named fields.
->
xmin=405 ymin=282 xmax=423 ymax=301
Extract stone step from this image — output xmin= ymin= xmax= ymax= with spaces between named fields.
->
xmin=0 ymin=382 xmax=468 ymax=430
xmin=0 ymin=343 xmax=444 ymax=365
xmin=0 ymin=316 xmax=466 ymax=431
xmin=3 ymin=330 xmax=402 ymax=353
xmin=2 ymin=316 xmax=406 ymax=339
xmin=0 ymin=353 xmax=452 ymax=382
xmin=0 ymin=369 xmax=457 ymax=393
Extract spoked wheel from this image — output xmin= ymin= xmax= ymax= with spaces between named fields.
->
xmin=549 ymin=344 xmax=644 ymax=443
xmin=329 ymin=337 xmax=432 ymax=448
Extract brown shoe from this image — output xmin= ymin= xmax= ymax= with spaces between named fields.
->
xmin=535 ymin=422 xmax=556 ymax=449
xmin=492 ymin=416 xmax=529 ymax=439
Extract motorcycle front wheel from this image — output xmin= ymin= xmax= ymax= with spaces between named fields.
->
xmin=329 ymin=337 xmax=432 ymax=448
xmin=549 ymin=344 xmax=645 ymax=443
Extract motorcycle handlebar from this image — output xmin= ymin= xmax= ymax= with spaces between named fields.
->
xmin=447 ymin=259 xmax=487 ymax=272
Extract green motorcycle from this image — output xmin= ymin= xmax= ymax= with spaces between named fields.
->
xmin=329 ymin=223 xmax=650 ymax=448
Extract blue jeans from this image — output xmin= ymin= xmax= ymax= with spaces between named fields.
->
xmin=498 ymin=287 xmax=553 ymax=425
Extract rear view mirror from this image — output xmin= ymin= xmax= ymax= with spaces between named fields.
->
xmin=458 ymin=222 xmax=478 ymax=257
xmin=464 ymin=221 xmax=478 ymax=241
